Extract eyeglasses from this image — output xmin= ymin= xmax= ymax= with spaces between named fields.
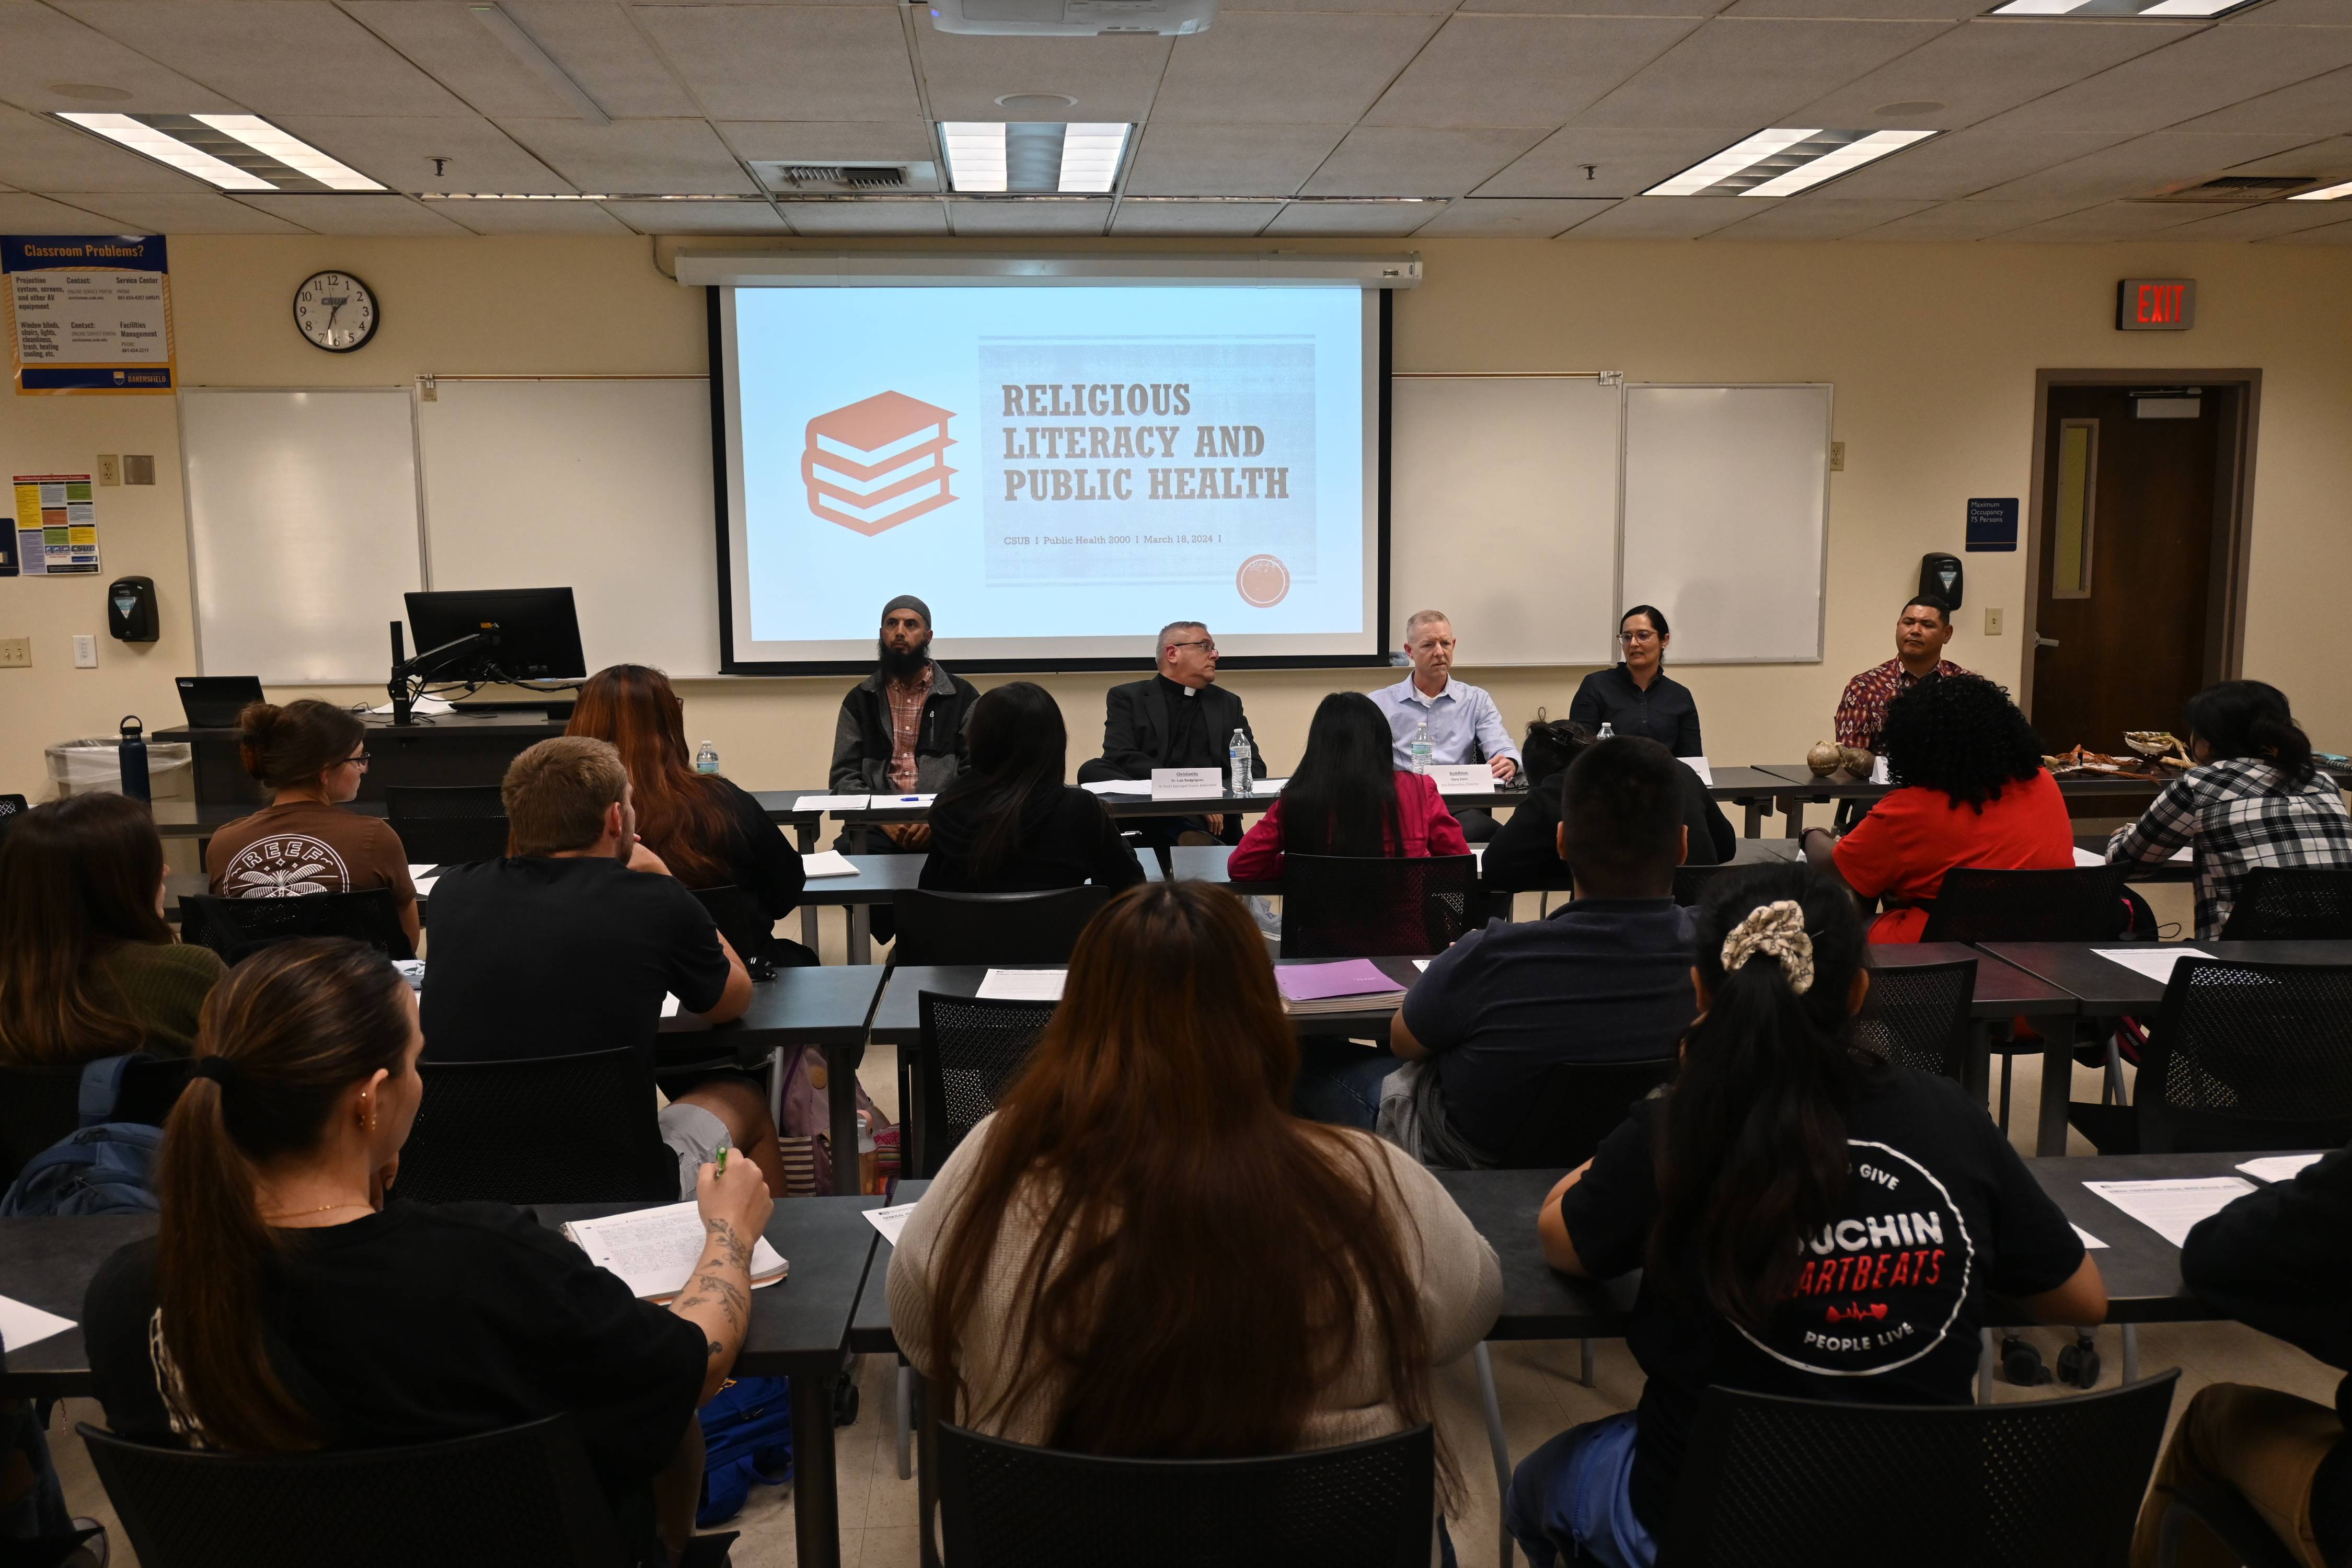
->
xmin=1168 ymin=640 xmax=1218 ymax=655
xmin=1617 ymin=630 xmax=1658 ymax=645
xmin=340 ymin=752 xmax=371 ymax=770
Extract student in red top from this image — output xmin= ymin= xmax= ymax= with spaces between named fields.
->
xmin=1801 ymin=673 xmax=2073 ymax=942
xmin=1229 ymin=691 xmax=1468 ymax=883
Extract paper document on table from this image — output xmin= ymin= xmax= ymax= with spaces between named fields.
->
xmin=1080 ymin=779 xmax=1147 ymax=795
xmin=877 ymin=794 xmax=936 ymax=809
xmin=2072 ymin=1225 xmax=2107 ymax=1250
xmin=1414 ymin=959 xmax=1431 ymax=971
xmin=794 ymin=794 xmax=870 ymax=812
xmin=2093 ymin=947 xmax=2213 ymax=985
xmin=407 ymin=863 xmax=436 ymax=880
xmin=2085 ymin=1177 xmax=2255 ymax=1248
xmin=412 ymin=875 xmax=438 ymax=897
xmin=1870 ymin=755 xmax=1890 ymax=785
xmin=0 ymin=1293 xmax=75 ymax=1351
xmin=866 ymin=1203 xmax=918 ymax=1247
xmin=1679 ymin=756 xmax=1714 ymax=787
xmin=661 ymin=994 xmax=681 ymax=1018
xmin=562 ymin=1200 xmax=787 ymax=1302
xmin=2239 ymin=1154 xmax=2325 ymax=1184
xmin=2073 ymin=847 xmax=2106 ymax=869
xmin=368 ymin=695 xmax=453 ymax=717
xmin=976 ymin=969 xmax=1065 ymax=1001
xmin=801 ymin=850 xmax=859 ymax=878
xmin=1257 ymin=778 xmax=1289 ymax=793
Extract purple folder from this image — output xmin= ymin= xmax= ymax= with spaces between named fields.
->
xmin=1274 ymin=959 xmax=1401 ymax=1002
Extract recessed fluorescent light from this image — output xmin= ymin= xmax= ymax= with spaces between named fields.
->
xmin=941 ymin=123 xmax=1009 ymax=192
xmin=192 ymin=114 xmax=382 ymax=191
xmin=1645 ymin=128 xmax=1938 ymax=197
xmin=2290 ymin=179 xmax=2352 ymax=201
xmin=1991 ymin=0 xmax=2256 ymax=16
xmin=1055 ymin=124 xmax=1129 ymax=193
xmin=55 ymin=111 xmax=383 ymax=192
xmin=940 ymin=121 xmax=1132 ymax=193
xmin=57 ymin=112 xmax=274 ymax=190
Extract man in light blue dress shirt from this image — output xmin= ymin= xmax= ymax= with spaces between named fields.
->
xmin=1371 ymin=609 xmax=1522 ymax=842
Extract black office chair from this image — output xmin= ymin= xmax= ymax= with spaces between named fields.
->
xmin=912 ymin=991 xmax=1058 ymax=1178
xmin=1279 ymin=854 xmax=1478 ymax=959
xmin=0 ymin=1055 xmax=190 ymax=1188
xmin=1853 ymin=958 xmax=1976 ymax=1085
xmin=398 ymin=1047 xmax=677 ymax=1204
xmin=890 ymin=887 xmax=1110 ymax=967
xmin=0 ymin=792 xmax=26 ymax=839
xmin=2069 ymin=960 xmax=2352 ymax=1155
xmin=1671 ymin=863 xmax=1731 ymax=908
xmin=180 ymin=889 xmax=413 ymax=963
xmin=383 ymin=783 xmax=510 ymax=866
xmin=2219 ymin=867 xmax=2352 ymax=940
xmin=1657 ymin=1373 xmax=2178 ymax=1568
xmin=937 ymin=1421 xmax=1434 ymax=1568
xmin=80 ymin=1414 xmax=736 ymax=1568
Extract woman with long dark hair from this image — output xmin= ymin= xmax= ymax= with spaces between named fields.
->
xmin=888 ymin=881 xmax=1497 ymax=1552
xmin=923 ymin=682 xmax=1144 ymax=893
xmin=1568 ymin=606 xmax=1702 ymax=755
xmin=1505 ymin=865 xmax=2105 ymax=1568
xmin=82 ymin=937 xmax=774 ymax=1564
xmin=1228 ymin=691 xmax=1468 ymax=880
xmin=0 ymin=793 xmax=223 ymax=1066
xmin=1800 ymin=672 xmax=2073 ymax=941
xmin=2108 ymin=679 xmax=2352 ymax=938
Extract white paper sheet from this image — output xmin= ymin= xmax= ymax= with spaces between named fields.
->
xmin=367 ymin=694 xmax=453 ymax=717
xmin=801 ymin=850 xmax=859 ymax=878
xmin=0 ymin=1293 xmax=75 ymax=1352
xmin=565 ymin=1200 xmax=786 ymax=1301
xmin=1258 ymin=778 xmax=1290 ymax=793
xmin=1081 ymin=779 xmax=1147 ymax=795
xmin=1414 ymin=959 xmax=1431 ymax=971
xmin=407 ymin=862 xmax=436 ymax=880
xmin=866 ymin=1203 xmax=918 ymax=1247
xmin=1679 ymin=756 xmax=1714 ymax=787
xmin=2238 ymin=1153 xmax=2325 ymax=1184
xmin=412 ymin=875 xmax=438 ymax=896
xmin=794 ymin=794 xmax=870 ymax=812
xmin=2085 ymin=1177 xmax=2255 ymax=1248
xmin=1870 ymin=755 xmax=1890 ymax=785
xmin=661 ymin=994 xmax=681 ymax=1018
xmin=2072 ymin=1224 xmax=2107 ymax=1250
xmin=976 ymin=969 xmax=1065 ymax=1001
xmin=2093 ymin=947 xmax=2214 ymax=985
xmin=876 ymin=794 xmax=936 ymax=809
xmin=2076 ymin=845 xmax=2188 ymax=867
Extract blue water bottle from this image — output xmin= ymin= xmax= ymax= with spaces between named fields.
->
xmin=118 ymin=715 xmax=150 ymax=803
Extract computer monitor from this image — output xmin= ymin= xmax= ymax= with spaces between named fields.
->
xmin=402 ymin=588 xmax=586 ymax=683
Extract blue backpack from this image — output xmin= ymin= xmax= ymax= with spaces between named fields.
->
xmin=694 ymin=1375 xmax=793 ymax=1527
xmin=0 ymin=1055 xmax=165 ymax=1217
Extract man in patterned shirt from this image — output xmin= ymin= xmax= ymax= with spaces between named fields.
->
xmin=1834 ymin=595 xmax=1967 ymax=753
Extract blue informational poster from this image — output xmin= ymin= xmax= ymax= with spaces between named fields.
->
xmin=3 ymin=234 xmax=174 ymax=394
xmin=1965 ymin=497 xmax=2018 ymax=552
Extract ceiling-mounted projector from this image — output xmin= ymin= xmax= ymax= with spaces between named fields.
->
xmin=927 ymin=0 xmax=1215 ymax=36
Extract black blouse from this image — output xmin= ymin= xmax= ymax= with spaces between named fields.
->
xmin=1568 ymin=665 xmax=1704 ymax=757
xmin=922 ymin=786 xmax=1148 ymax=894
xmin=700 ymin=775 xmax=806 ymax=919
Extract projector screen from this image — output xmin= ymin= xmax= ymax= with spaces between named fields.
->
xmin=712 ymin=274 xmax=1388 ymax=674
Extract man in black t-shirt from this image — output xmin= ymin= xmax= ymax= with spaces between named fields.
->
xmin=423 ymin=737 xmax=781 ymax=1195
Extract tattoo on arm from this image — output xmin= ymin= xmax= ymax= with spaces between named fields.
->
xmin=702 ymin=1218 xmax=753 ymax=1271
xmin=707 ymin=1340 xmax=725 ymax=1361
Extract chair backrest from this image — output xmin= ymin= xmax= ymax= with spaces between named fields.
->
xmin=1279 ymin=854 xmax=1478 ymax=959
xmin=398 ymin=1047 xmax=676 ymax=1204
xmin=1919 ymin=865 xmax=2129 ymax=944
xmin=1658 ymin=1374 xmax=2178 ymax=1568
xmin=80 ymin=1414 xmax=630 ymax=1568
xmin=0 ymin=792 xmax=25 ymax=839
xmin=180 ymin=890 xmax=414 ymax=963
xmin=1500 ymin=1057 xmax=1677 ymax=1169
xmin=2138 ymin=960 xmax=2352 ymax=1154
xmin=891 ymin=887 xmax=1111 ymax=967
xmin=1671 ymin=863 xmax=1728 ymax=908
xmin=0 ymin=1055 xmax=190 ymax=1187
xmin=1852 ymin=958 xmax=1976 ymax=1084
xmin=383 ymin=785 xmax=511 ymax=865
xmin=937 ymin=1420 xmax=1435 ymax=1568
xmin=2219 ymin=867 xmax=2352 ymax=940
xmin=915 ymin=991 xmax=1058 ymax=1178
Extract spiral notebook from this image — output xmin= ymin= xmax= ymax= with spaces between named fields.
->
xmin=562 ymin=1201 xmax=788 ymax=1302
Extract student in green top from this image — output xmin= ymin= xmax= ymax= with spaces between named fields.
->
xmin=0 ymin=792 xmax=224 ymax=1066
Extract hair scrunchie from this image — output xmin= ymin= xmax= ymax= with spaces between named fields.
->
xmin=1720 ymin=901 xmax=1816 ymax=995
xmin=190 ymin=1057 xmax=239 ymax=1088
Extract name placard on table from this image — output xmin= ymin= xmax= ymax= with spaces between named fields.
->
xmin=1428 ymin=765 xmax=1489 ymax=795
xmin=1150 ymin=767 xmax=1227 ymax=801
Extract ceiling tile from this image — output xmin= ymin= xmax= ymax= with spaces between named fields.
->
xmin=339 ymin=2 xmax=586 ymax=119
xmin=1699 ymin=193 xmax=1936 ymax=236
xmin=1460 ymin=0 xmax=1726 ymax=15
xmin=1230 ymin=0 xmax=1457 ymax=12
xmin=494 ymin=118 xmax=757 ymax=193
xmin=1982 ymin=25 xmax=2352 ymax=137
xmin=2161 ymin=200 xmax=2352 ymax=238
xmin=1573 ymin=18 xmax=1956 ymax=128
xmin=435 ymin=199 xmax=633 ymax=233
xmin=1721 ymin=0 xmax=1979 ymax=15
xmin=2223 ymin=0 xmax=2352 ymax=22
xmin=275 ymin=115 xmax=578 ymax=194
xmin=1844 ymin=194 xmax=2095 ymax=236
xmin=0 ymin=105 xmax=213 ymax=193
xmin=1822 ymin=126 xmax=2126 ymax=198
xmin=1123 ymin=123 xmax=1351 ymax=195
xmin=231 ymin=193 xmax=475 ymax=233
xmin=1413 ymin=194 xmax=1615 ymax=231
xmin=0 ymin=0 xmax=246 ymax=114
xmin=1552 ymin=193 xmax=1747 ymax=234
xmin=52 ymin=1 xmax=475 ymax=116
xmin=1155 ymin=14 xmax=1449 ymax=125
xmin=1366 ymin=15 xmax=1703 ymax=126
xmin=1476 ymin=125 xmax=1756 ymax=195
xmin=948 ymin=199 xmax=1113 ymax=233
xmin=1997 ymin=199 xmax=2220 ymax=239
xmin=2263 ymin=213 xmax=2352 ymax=240
xmin=2226 ymin=133 xmax=2352 ymax=176
xmin=716 ymin=122 xmax=943 ymax=164
xmin=502 ymin=3 xmax=701 ymax=118
xmin=1300 ymin=125 xmax=1549 ymax=194
xmin=57 ymin=191 xmax=314 ymax=232
xmin=777 ymin=200 xmax=951 ymax=233
xmin=1109 ymin=199 xmax=1285 ymax=232
xmin=0 ymin=192 xmax=139 ymax=231
xmin=2175 ymin=64 xmax=2352 ymax=134
xmin=600 ymin=200 xmax=786 ymax=233
xmin=1790 ymin=18 xmax=2198 ymax=131
xmin=1262 ymin=198 xmax=1443 ymax=232
xmin=912 ymin=30 xmax=1173 ymax=122
xmin=629 ymin=6 xmax=922 ymax=121
xmin=1973 ymin=130 xmax=2324 ymax=199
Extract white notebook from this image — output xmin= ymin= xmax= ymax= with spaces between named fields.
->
xmin=562 ymin=1200 xmax=787 ymax=1302
xmin=801 ymin=850 xmax=860 ymax=878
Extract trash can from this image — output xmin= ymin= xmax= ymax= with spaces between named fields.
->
xmin=45 ymin=737 xmax=194 ymax=802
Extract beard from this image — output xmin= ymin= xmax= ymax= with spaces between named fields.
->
xmin=878 ymin=636 xmax=931 ymax=680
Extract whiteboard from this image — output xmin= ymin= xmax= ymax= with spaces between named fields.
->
xmin=1620 ymin=384 xmax=1832 ymax=665
xmin=418 ymin=379 xmax=719 ymax=679
xmin=182 ymin=388 xmax=424 ymax=684
xmin=1389 ymin=377 xmax=1620 ymax=666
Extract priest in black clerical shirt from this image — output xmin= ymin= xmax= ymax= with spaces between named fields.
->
xmin=1080 ymin=620 xmax=1267 ymax=848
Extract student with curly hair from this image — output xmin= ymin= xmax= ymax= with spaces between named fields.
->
xmin=1800 ymin=672 xmax=2073 ymax=942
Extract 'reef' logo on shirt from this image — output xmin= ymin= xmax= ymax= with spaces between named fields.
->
xmin=226 ymin=835 xmax=350 ymax=898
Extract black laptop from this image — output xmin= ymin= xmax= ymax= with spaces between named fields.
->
xmin=175 ymin=675 xmax=265 ymax=728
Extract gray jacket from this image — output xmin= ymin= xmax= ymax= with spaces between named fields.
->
xmin=828 ymin=661 xmax=979 ymax=794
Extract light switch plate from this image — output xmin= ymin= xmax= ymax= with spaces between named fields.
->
xmin=73 ymin=633 xmax=98 ymax=668
xmin=1984 ymin=608 xmax=2003 ymax=636
xmin=0 ymin=637 xmax=29 ymax=668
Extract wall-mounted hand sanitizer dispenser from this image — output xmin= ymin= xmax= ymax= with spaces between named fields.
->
xmin=1918 ymin=553 xmax=1963 ymax=614
xmin=108 ymin=575 xmax=158 ymax=643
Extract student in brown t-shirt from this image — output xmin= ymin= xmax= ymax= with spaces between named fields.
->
xmin=205 ymin=700 xmax=419 ymax=949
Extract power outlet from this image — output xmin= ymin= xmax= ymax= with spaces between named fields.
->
xmin=0 ymin=637 xmax=29 ymax=668
xmin=73 ymin=633 xmax=98 ymax=668
xmin=1984 ymin=608 xmax=2004 ymax=636
xmin=96 ymin=454 xmax=120 ymax=486
xmin=1829 ymin=441 xmax=1846 ymax=472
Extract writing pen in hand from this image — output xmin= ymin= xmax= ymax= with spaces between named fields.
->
xmin=716 ymin=1143 xmax=729 ymax=1177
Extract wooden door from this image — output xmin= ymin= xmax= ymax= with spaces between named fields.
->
xmin=2028 ymin=384 xmax=2235 ymax=755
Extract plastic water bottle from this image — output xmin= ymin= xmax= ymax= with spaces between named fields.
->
xmin=695 ymin=741 xmax=720 ymax=776
xmin=1598 ymin=722 xmax=1616 ymax=740
xmin=1228 ymin=728 xmax=1252 ymax=797
xmin=1410 ymin=719 xmax=1433 ymax=776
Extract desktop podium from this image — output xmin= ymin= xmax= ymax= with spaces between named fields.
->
xmin=155 ymin=708 xmax=570 ymax=813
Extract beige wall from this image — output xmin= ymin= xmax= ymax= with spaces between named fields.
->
xmin=3 ymin=233 xmax=2348 ymax=803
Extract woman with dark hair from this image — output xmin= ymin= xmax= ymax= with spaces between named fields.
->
xmin=1505 ymin=865 xmax=2105 ymax=1568
xmin=1229 ymin=691 xmax=1468 ymax=881
xmin=0 ymin=793 xmax=223 ymax=1066
xmin=1483 ymin=718 xmax=1735 ymax=893
xmin=82 ymin=937 xmax=774 ymax=1564
xmin=887 ymin=881 xmax=1498 ymax=1554
xmin=2108 ymin=679 xmax=2352 ymax=938
xmin=1800 ymin=672 xmax=2073 ymax=942
xmin=921 ymin=683 xmax=1144 ymax=894
xmin=1568 ymin=606 xmax=1702 ymax=756
xmin=205 ymin=699 xmax=419 ymax=948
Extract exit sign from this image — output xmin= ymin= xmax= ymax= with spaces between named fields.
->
xmin=2118 ymin=278 xmax=2195 ymax=331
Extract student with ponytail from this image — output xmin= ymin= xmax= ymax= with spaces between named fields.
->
xmin=2108 ymin=679 xmax=2352 ymax=938
xmin=82 ymin=938 xmax=773 ymax=1565
xmin=1504 ymin=865 xmax=2106 ymax=1568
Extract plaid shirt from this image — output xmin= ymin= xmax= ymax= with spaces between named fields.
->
xmin=1834 ymin=658 xmax=1968 ymax=751
xmin=2107 ymin=757 xmax=2352 ymax=938
xmin=885 ymin=670 xmax=931 ymax=792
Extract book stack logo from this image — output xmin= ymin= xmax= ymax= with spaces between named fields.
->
xmin=802 ymin=391 xmax=958 ymax=536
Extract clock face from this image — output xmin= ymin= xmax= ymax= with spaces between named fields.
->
xmin=292 ymin=271 xmax=378 ymax=353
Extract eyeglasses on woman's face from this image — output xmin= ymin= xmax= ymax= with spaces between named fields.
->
xmin=1618 ymin=629 xmax=1659 ymax=646
xmin=338 ymin=750 xmax=371 ymax=771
